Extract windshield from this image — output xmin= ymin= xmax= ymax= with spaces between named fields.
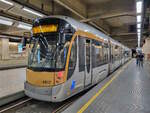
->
xmin=28 ymin=33 xmax=72 ymax=70
xmin=28 ymin=18 xmax=75 ymax=71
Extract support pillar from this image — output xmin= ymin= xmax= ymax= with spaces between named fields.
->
xmin=1 ymin=38 xmax=9 ymax=60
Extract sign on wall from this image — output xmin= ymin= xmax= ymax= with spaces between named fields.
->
xmin=18 ymin=43 xmax=23 ymax=53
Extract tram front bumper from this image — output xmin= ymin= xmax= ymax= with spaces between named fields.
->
xmin=24 ymin=82 xmax=53 ymax=102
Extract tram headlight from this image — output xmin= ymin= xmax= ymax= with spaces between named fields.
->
xmin=55 ymin=71 xmax=65 ymax=85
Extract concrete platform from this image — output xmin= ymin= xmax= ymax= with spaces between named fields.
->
xmin=0 ymin=68 xmax=26 ymax=106
xmin=62 ymin=59 xmax=150 ymax=113
xmin=0 ymin=59 xmax=27 ymax=70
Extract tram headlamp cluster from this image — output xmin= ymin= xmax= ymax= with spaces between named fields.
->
xmin=136 ymin=0 xmax=143 ymax=47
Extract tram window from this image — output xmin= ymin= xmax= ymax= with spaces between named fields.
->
xmin=79 ymin=37 xmax=85 ymax=72
xmin=113 ymin=45 xmax=119 ymax=61
xmin=69 ymin=38 xmax=77 ymax=69
xmin=92 ymin=40 xmax=96 ymax=68
xmin=110 ymin=45 xmax=113 ymax=62
xmin=86 ymin=39 xmax=90 ymax=73
xmin=86 ymin=40 xmax=90 ymax=66
xmin=103 ymin=44 xmax=109 ymax=64
xmin=92 ymin=40 xmax=103 ymax=67
xmin=67 ymin=38 xmax=77 ymax=79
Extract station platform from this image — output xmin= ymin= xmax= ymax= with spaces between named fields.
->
xmin=0 ymin=59 xmax=27 ymax=70
xmin=62 ymin=59 xmax=150 ymax=113
xmin=0 ymin=68 xmax=26 ymax=106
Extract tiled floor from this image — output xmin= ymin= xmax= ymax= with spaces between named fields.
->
xmin=62 ymin=59 xmax=150 ymax=113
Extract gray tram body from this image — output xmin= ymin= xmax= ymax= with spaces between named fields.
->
xmin=25 ymin=16 xmax=131 ymax=102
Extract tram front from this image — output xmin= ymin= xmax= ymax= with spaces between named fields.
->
xmin=25 ymin=17 xmax=75 ymax=101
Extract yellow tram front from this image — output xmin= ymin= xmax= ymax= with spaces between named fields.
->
xmin=25 ymin=17 xmax=75 ymax=101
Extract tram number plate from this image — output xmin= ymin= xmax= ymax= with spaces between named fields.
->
xmin=42 ymin=80 xmax=51 ymax=84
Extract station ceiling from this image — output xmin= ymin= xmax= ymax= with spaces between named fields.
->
xmin=0 ymin=0 xmax=149 ymax=48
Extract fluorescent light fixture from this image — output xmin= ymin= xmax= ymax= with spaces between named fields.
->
xmin=137 ymin=23 xmax=141 ymax=29
xmin=138 ymin=34 xmax=141 ymax=39
xmin=137 ymin=15 xmax=142 ymax=23
xmin=138 ymin=42 xmax=140 ymax=47
xmin=138 ymin=35 xmax=141 ymax=39
xmin=0 ymin=16 xmax=13 ymax=26
xmin=138 ymin=40 xmax=140 ymax=44
xmin=22 ymin=7 xmax=44 ymax=17
xmin=17 ymin=22 xmax=32 ymax=30
xmin=136 ymin=1 xmax=142 ymax=13
xmin=138 ymin=39 xmax=140 ymax=43
xmin=0 ymin=0 xmax=13 ymax=5
xmin=137 ymin=29 xmax=141 ymax=33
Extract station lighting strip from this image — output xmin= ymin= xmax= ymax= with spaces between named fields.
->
xmin=0 ymin=0 xmax=46 ymax=30
xmin=0 ymin=0 xmax=13 ymax=6
xmin=0 ymin=0 xmax=45 ymax=30
xmin=0 ymin=16 xmax=13 ymax=26
xmin=17 ymin=22 xmax=32 ymax=30
xmin=0 ymin=16 xmax=32 ymax=30
xmin=22 ymin=7 xmax=45 ymax=17
xmin=136 ymin=0 xmax=143 ymax=47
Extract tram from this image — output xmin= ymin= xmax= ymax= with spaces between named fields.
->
xmin=24 ymin=16 xmax=131 ymax=102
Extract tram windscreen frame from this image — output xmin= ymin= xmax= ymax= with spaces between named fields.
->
xmin=28 ymin=18 xmax=75 ymax=71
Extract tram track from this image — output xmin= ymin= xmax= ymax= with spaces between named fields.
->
xmin=52 ymin=100 xmax=74 ymax=113
xmin=0 ymin=97 xmax=32 ymax=113
xmin=0 ymin=89 xmax=88 ymax=113
xmin=0 ymin=97 xmax=77 ymax=113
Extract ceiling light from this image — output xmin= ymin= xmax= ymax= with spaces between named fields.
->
xmin=0 ymin=16 xmax=13 ymax=26
xmin=138 ymin=39 xmax=140 ymax=43
xmin=136 ymin=1 xmax=142 ymax=13
xmin=137 ymin=23 xmax=141 ymax=29
xmin=22 ymin=7 xmax=44 ymax=17
xmin=137 ymin=29 xmax=141 ymax=33
xmin=138 ymin=40 xmax=140 ymax=44
xmin=138 ymin=34 xmax=141 ymax=39
xmin=138 ymin=35 xmax=141 ymax=39
xmin=17 ymin=22 xmax=32 ymax=30
xmin=0 ymin=0 xmax=13 ymax=5
xmin=137 ymin=15 xmax=142 ymax=23
xmin=138 ymin=42 xmax=140 ymax=47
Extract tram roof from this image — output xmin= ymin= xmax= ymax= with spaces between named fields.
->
xmin=44 ymin=15 xmax=128 ymax=48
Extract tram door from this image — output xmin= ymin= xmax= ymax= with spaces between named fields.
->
xmin=85 ymin=39 xmax=92 ymax=87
